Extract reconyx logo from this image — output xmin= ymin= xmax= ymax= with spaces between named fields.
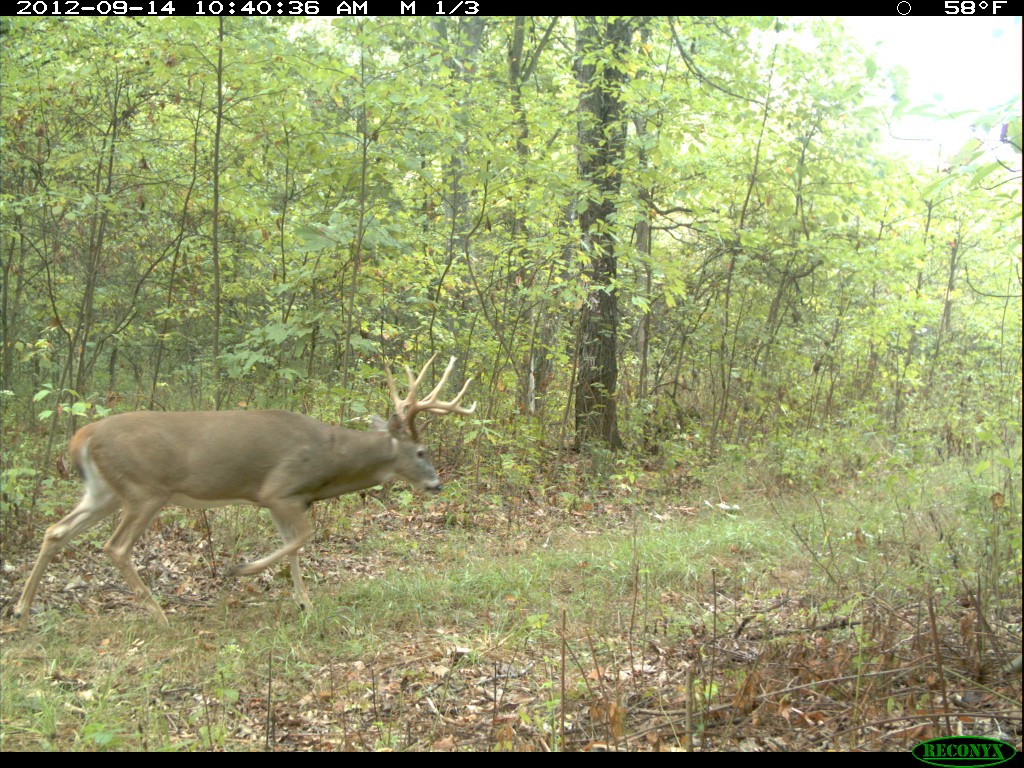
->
xmin=912 ymin=736 xmax=1016 ymax=767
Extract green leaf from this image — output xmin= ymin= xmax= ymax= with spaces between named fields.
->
xmin=294 ymin=224 xmax=337 ymax=252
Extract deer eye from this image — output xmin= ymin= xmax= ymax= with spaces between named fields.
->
xmin=416 ymin=448 xmax=426 ymax=458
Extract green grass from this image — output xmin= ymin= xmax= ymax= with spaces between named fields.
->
xmin=2 ymin=455 xmax=1020 ymax=751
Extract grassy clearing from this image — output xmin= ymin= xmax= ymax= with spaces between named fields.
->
xmin=1 ymin=456 xmax=1020 ymax=751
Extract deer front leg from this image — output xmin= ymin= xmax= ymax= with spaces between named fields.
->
xmin=225 ymin=500 xmax=312 ymax=611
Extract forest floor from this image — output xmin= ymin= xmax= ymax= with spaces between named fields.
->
xmin=1 ymin=462 xmax=1021 ymax=751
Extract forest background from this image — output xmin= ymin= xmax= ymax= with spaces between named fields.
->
xmin=0 ymin=16 xmax=1020 ymax=752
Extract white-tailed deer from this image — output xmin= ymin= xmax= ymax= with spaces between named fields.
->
xmin=14 ymin=355 xmax=474 ymax=628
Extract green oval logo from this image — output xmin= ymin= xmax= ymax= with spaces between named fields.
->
xmin=912 ymin=736 xmax=1016 ymax=767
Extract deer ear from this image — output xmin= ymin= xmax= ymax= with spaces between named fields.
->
xmin=386 ymin=413 xmax=409 ymax=438
xmin=370 ymin=416 xmax=389 ymax=432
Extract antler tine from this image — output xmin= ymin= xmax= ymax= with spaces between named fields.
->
xmin=388 ymin=354 xmax=476 ymax=425
xmin=407 ymin=356 xmax=477 ymax=416
xmin=419 ymin=366 xmax=476 ymax=415
xmin=386 ymin=352 xmax=439 ymax=417
xmin=385 ymin=366 xmax=404 ymax=416
xmin=402 ymin=352 xmax=440 ymax=404
xmin=415 ymin=356 xmax=457 ymax=406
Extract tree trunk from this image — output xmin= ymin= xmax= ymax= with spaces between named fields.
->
xmin=573 ymin=17 xmax=631 ymax=450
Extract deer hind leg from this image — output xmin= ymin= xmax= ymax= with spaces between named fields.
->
xmin=225 ymin=500 xmax=312 ymax=611
xmin=15 ymin=474 xmax=121 ymax=628
xmin=102 ymin=495 xmax=170 ymax=624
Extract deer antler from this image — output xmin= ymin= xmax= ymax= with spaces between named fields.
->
xmin=387 ymin=354 xmax=475 ymax=436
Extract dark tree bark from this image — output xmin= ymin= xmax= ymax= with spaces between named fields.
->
xmin=573 ymin=16 xmax=631 ymax=450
